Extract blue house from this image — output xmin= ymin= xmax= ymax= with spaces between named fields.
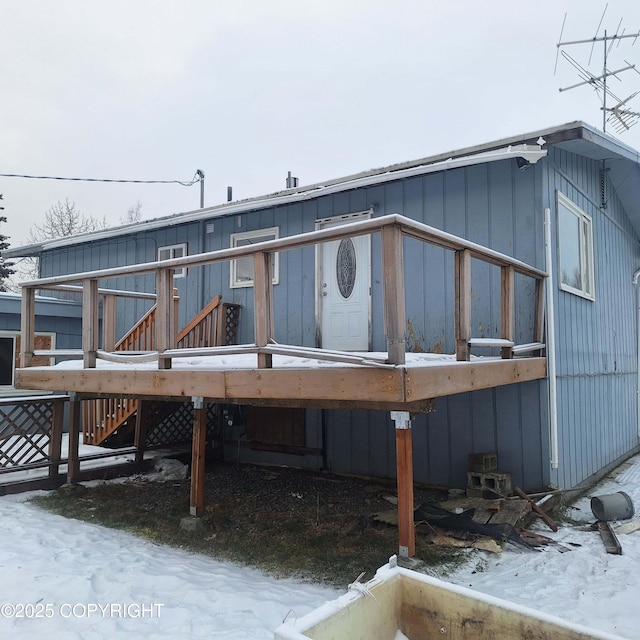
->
xmin=5 ymin=121 xmax=640 ymax=496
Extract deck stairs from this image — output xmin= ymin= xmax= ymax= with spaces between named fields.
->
xmin=82 ymin=295 xmax=240 ymax=446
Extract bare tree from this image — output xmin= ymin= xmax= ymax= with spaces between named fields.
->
xmin=15 ymin=199 xmax=107 ymax=282
xmin=28 ymin=198 xmax=106 ymax=243
xmin=120 ymin=200 xmax=143 ymax=225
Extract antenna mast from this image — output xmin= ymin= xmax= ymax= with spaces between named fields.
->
xmin=556 ymin=6 xmax=640 ymax=134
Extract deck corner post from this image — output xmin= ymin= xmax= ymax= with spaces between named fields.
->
xmin=391 ymin=410 xmax=415 ymax=558
xmin=454 ymin=249 xmax=471 ymax=361
xmin=190 ymin=396 xmax=207 ymax=517
xmin=381 ymin=224 xmax=406 ymax=365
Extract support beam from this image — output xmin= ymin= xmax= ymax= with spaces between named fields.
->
xmin=67 ymin=394 xmax=81 ymax=484
xmin=49 ymin=398 xmax=65 ymax=481
xmin=190 ymin=396 xmax=207 ymax=517
xmin=134 ymin=400 xmax=148 ymax=467
xmin=392 ymin=410 xmax=415 ymax=558
xmin=454 ymin=249 xmax=471 ymax=361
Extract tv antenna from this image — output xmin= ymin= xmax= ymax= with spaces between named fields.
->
xmin=555 ymin=5 xmax=640 ymax=134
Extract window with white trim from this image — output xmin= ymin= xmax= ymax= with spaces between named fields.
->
xmin=230 ymin=227 xmax=279 ymax=288
xmin=158 ymin=243 xmax=187 ymax=278
xmin=557 ymin=192 xmax=595 ymax=300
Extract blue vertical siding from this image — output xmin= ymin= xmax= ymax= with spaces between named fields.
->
xmin=543 ymin=148 xmax=640 ymax=489
xmin=34 ymin=143 xmax=640 ymax=491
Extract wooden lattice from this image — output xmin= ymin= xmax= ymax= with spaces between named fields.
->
xmin=0 ymin=399 xmax=55 ymax=467
xmin=145 ymin=402 xmax=220 ymax=446
xmin=222 ymin=303 xmax=241 ymax=346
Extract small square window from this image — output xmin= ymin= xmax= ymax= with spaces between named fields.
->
xmin=230 ymin=228 xmax=279 ymax=288
xmin=158 ymin=243 xmax=187 ymax=278
xmin=557 ymin=192 xmax=595 ymax=300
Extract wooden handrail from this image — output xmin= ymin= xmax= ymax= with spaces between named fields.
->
xmin=21 ymin=215 xmax=546 ymax=373
xmin=177 ymin=295 xmax=221 ymax=348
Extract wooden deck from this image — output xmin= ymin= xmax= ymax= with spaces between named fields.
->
xmin=15 ymin=214 xmax=548 ymax=560
xmin=16 ymin=354 xmax=546 ymax=411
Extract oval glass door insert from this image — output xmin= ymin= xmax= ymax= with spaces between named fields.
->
xmin=336 ymin=238 xmax=356 ymax=298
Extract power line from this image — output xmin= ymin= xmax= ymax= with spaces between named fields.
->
xmin=0 ymin=170 xmax=203 ymax=187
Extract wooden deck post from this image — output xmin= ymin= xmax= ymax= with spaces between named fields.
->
xmin=82 ymin=279 xmax=99 ymax=368
xmin=454 ymin=249 xmax=471 ymax=361
xmin=134 ymin=400 xmax=148 ymax=467
xmin=190 ymin=397 xmax=207 ymax=517
xmin=392 ymin=411 xmax=415 ymax=558
xmin=102 ymin=294 xmax=117 ymax=352
xmin=156 ymin=269 xmax=175 ymax=369
xmin=381 ymin=224 xmax=406 ymax=365
xmin=48 ymin=397 xmax=65 ymax=481
xmin=253 ymin=251 xmax=274 ymax=368
xmin=20 ymin=287 xmax=36 ymax=368
xmin=67 ymin=394 xmax=81 ymax=484
xmin=500 ymin=265 xmax=515 ymax=359
xmin=534 ymin=278 xmax=545 ymax=345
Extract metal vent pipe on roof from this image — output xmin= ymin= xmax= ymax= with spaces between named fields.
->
xmin=286 ymin=171 xmax=299 ymax=189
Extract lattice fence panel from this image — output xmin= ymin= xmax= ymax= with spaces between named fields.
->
xmin=223 ymin=304 xmax=241 ymax=346
xmin=0 ymin=401 xmax=53 ymax=467
xmin=146 ymin=403 xmax=220 ymax=446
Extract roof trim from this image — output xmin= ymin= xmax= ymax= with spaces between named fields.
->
xmin=3 ymin=143 xmax=547 ymax=258
xmin=6 ymin=120 xmax=640 ymax=259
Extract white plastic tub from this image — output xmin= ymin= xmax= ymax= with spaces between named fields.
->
xmin=274 ymin=560 xmax=627 ymax=640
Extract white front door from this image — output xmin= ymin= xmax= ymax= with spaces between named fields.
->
xmin=317 ymin=213 xmax=371 ymax=351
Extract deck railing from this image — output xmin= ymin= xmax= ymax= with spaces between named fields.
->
xmin=19 ymin=214 xmax=547 ymax=371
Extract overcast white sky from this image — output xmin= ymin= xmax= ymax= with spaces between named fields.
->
xmin=2 ymin=0 xmax=640 ymax=248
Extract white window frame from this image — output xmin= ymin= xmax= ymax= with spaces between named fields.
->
xmin=230 ymin=227 xmax=279 ymax=288
xmin=557 ymin=192 xmax=595 ymax=300
xmin=157 ymin=243 xmax=188 ymax=278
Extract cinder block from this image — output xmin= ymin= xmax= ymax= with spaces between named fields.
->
xmin=467 ymin=471 xmax=512 ymax=496
xmin=468 ymin=453 xmax=498 ymax=473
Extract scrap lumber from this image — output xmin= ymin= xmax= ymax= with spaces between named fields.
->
xmin=514 ymin=487 xmax=558 ymax=532
xmin=597 ymin=521 xmax=622 ymax=555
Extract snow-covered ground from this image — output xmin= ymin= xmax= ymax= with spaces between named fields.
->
xmin=1 ymin=450 xmax=640 ymax=638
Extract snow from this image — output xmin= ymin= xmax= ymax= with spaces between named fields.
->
xmin=49 ymin=349 xmax=486 ymax=371
xmin=2 ymin=451 xmax=640 ymax=639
